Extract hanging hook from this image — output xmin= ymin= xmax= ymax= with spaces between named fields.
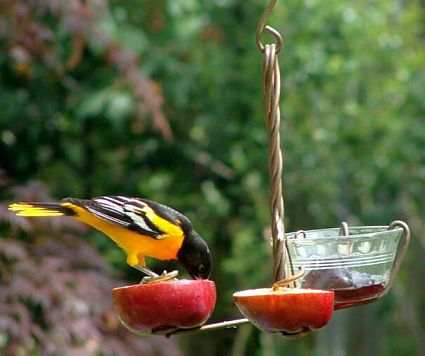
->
xmin=383 ymin=220 xmax=411 ymax=296
xmin=256 ymin=0 xmax=283 ymax=53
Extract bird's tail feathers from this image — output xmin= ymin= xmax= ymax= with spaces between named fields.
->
xmin=8 ymin=202 xmax=75 ymax=217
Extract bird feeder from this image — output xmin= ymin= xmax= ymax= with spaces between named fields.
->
xmin=230 ymin=0 xmax=411 ymax=335
xmin=114 ymin=0 xmax=411 ymax=337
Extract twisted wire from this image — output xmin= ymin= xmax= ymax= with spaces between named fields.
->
xmin=262 ymin=43 xmax=290 ymax=282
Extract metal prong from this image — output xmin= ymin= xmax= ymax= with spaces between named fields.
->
xmin=295 ymin=230 xmax=306 ymax=239
xmin=339 ymin=221 xmax=349 ymax=237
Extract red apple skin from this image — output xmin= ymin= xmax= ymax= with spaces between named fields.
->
xmin=234 ymin=288 xmax=334 ymax=333
xmin=113 ymin=280 xmax=216 ymax=332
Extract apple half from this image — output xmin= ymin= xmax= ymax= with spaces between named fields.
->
xmin=113 ymin=279 xmax=216 ymax=333
xmin=233 ymin=288 xmax=334 ymax=334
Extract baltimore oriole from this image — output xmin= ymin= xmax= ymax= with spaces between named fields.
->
xmin=8 ymin=196 xmax=212 ymax=279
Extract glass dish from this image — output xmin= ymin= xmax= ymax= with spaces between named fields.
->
xmin=286 ymin=221 xmax=410 ymax=309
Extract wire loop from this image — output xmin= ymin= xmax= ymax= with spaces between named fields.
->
xmin=257 ymin=25 xmax=283 ymax=53
xmin=256 ymin=0 xmax=283 ymax=53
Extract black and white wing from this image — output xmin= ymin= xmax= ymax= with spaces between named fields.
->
xmin=86 ymin=196 xmax=164 ymax=238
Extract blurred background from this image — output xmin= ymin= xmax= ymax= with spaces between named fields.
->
xmin=0 ymin=0 xmax=424 ymax=355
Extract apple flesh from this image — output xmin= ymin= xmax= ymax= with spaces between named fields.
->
xmin=233 ymin=288 xmax=334 ymax=334
xmin=113 ymin=279 xmax=216 ymax=333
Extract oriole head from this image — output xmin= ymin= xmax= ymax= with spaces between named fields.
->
xmin=177 ymin=230 xmax=212 ymax=279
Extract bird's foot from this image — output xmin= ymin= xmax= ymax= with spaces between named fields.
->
xmin=140 ymin=270 xmax=179 ymax=284
xmin=134 ymin=265 xmax=159 ymax=278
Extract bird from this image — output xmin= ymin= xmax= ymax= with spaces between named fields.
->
xmin=8 ymin=196 xmax=212 ymax=279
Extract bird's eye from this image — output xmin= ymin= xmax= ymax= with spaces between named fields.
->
xmin=199 ymin=264 xmax=206 ymax=273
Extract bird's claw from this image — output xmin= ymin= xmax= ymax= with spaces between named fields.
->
xmin=141 ymin=270 xmax=179 ymax=284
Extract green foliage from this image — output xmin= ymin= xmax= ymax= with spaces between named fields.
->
xmin=1 ymin=0 xmax=425 ymax=355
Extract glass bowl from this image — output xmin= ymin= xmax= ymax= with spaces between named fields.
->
xmin=285 ymin=221 xmax=410 ymax=309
